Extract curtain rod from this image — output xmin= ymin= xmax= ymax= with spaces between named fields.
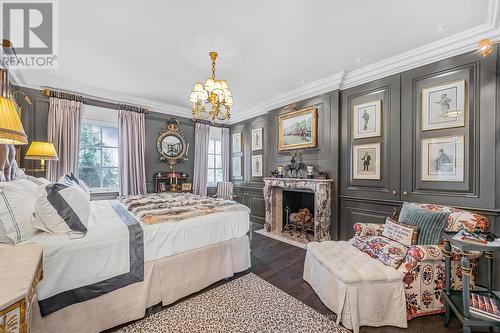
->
xmin=192 ymin=118 xmax=230 ymax=128
xmin=41 ymin=88 xmax=149 ymax=114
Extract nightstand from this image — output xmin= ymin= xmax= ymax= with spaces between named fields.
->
xmin=0 ymin=244 xmax=43 ymax=333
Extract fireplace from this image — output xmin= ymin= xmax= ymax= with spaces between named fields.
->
xmin=263 ymin=177 xmax=333 ymax=242
xmin=282 ymin=190 xmax=315 ymax=240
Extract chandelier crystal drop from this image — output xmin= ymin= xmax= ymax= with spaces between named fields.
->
xmin=189 ymin=51 xmax=233 ymax=122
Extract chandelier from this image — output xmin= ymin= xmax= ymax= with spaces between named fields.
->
xmin=189 ymin=51 xmax=233 ymax=122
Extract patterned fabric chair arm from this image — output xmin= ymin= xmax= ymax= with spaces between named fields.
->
xmin=398 ymin=245 xmax=443 ymax=275
xmin=352 ymin=223 xmax=385 ymax=237
xmin=449 ymin=243 xmax=482 ymax=261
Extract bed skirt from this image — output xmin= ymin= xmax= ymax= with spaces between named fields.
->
xmin=31 ymin=235 xmax=251 ymax=333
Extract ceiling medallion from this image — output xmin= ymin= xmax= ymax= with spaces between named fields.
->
xmin=189 ymin=51 xmax=233 ymax=122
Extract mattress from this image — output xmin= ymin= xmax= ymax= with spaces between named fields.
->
xmin=27 ymin=199 xmax=250 ymax=302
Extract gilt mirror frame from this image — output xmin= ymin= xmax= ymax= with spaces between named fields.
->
xmin=156 ymin=118 xmax=188 ymax=169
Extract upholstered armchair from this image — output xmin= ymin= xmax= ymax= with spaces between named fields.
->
xmin=351 ymin=203 xmax=490 ymax=320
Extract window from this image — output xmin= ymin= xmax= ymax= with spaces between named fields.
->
xmin=207 ymin=127 xmax=223 ymax=185
xmin=78 ymin=106 xmax=119 ymax=192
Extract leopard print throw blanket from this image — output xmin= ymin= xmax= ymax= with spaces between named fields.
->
xmin=118 ymin=192 xmax=250 ymax=225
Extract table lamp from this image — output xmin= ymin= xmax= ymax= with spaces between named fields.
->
xmin=25 ymin=141 xmax=58 ymax=171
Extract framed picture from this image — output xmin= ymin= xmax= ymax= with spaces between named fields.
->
xmin=232 ymin=154 xmax=242 ymax=179
xmin=353 ymin=100 xmax=381 ymax=139
xmin=421 ymin=136 xmax=464 ymax=182
xmin=252 ymin=154 xmax=263 ymax=177
xmin=252 ymin=128 xmax=263 ymax=151
xmin=181 ymin=183 xmax=192 ymax=191
xmin=421 ymin=80 xmax=466 ymax=131
xmin=232 ymin=133 xmax=242 ymax=153
xmin=352 ymin=143 xmax=381 ymax=180
xmin=278 ymin=106 xmax=318 ymax=151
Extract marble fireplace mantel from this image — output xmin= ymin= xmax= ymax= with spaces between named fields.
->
xmin=263 ymin=177 xmax=333 ymax=241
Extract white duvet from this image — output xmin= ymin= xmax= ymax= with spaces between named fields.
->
xmin=27 ymin=200 xmax=250 ymax=301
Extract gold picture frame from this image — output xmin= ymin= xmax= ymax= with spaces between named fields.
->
xmin=278 ymin=106 xmax=318 ymax=151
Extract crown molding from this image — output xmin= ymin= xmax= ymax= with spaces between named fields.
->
xmin=13 ymin=73 xmax=191 ymax=116
xmin=234 ymin=0 xmax=500 ymax=122
xmin=9 ymin=0 xmax=500 ymax=125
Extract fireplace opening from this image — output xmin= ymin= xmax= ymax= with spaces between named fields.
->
xmin=282 ymin=189 xmax=315 ymax=240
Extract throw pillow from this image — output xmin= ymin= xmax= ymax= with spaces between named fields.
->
xmin=399 ymin=206 xmax=449 ymax=245
xmin=382 ymin=217 xmax=419 ymax=247
xmin=0 ymin=179 xmax=40 ymax=244
xmin=34 ymin=182 xmax=90 ymax=235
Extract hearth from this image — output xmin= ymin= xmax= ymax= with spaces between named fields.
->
xmin=263 ymin=177 xmax=333 ymax=241
xmin=282 ymin=190 xmax=315 ymax=240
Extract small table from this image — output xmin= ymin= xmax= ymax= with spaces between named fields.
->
xmin=0 ymin=244 xmax=43 ymax=333
xmin=442 ymin=232 xmax=500 ymax=333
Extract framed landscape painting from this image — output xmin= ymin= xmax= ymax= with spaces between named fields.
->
xmin=353 ymin=100 xmax=381 ymax=139
xmin=421 ymin=80 xmax=466 ymax=131
xmin=278 ymin=106 xmax=318 ymax=151
xmin=421 ymin=136 xmax=464 ymax=182
xmin=352 ymin=143 xmax=381 ymax=180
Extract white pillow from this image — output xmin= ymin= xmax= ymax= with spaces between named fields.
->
xmin=34 ymin=182 xmax=90 ymax=235
xmin=0 ymin=179 xmax=39 ymax=244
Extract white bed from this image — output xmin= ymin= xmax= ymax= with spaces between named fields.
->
xmin=29 ymin=200 xmax=250 ymax=301
xmin=27 ymin=199 xmax=251 ymax=333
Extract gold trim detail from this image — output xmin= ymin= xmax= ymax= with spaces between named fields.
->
xmin=278 ymin=106 xmax=318 ymax=151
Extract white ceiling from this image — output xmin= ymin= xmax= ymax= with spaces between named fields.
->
xmin=11 ymin=0 xmax=500 ymax=123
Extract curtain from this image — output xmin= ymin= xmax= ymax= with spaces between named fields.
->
xmin=47 ymin=97 xmax=82 ymax=182
xmin=118 ymin=110 xmax=147 ymax=195
xmin=193 ymin=123 xmax=210 ymax=196
xmin=221 ymin=127 xmax=230 ymax=181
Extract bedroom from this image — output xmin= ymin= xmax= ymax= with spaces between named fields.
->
xmin=1 ymin=1 xmax=500 ymax=332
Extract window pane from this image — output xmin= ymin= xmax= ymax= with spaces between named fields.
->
xmin=78 ymin=168 xmax=101 ymax=188
xmin=207 ymin=169 xmax=215 ymax=183
xmin=102 ymin=148 xmax=118 ymax=167
xmin=79 ymin=147 xmax=101 ymax=167
xmin=102 ymin=168 xmax=119 ymax=188
xmin=215 ymin=155 xmax=222 ymax=168
xmin=215 ymin=140 xmax=221 ymax=154
xmin=208 ymin=140 xmax=215 ymax=154
xmin=216 ymin=169 xmax=223 ymax=182
xmin=208 ymin=154 xmax=215 ymax=168
xmin=80 ymin=123 xmax=101 ymax=146
xmin=102 ymin=127 xmax=118 ymax=147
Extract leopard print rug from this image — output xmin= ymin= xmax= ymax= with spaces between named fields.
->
xmin=112 ymin=273 xmax=348 ymax=333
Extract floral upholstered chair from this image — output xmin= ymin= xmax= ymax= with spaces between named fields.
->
xmin=351 ymin=203 xmax=490 ymax=320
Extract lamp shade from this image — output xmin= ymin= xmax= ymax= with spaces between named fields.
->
xmin=0 ymin=96 xmax=27 ymax=145
xmin=25 ymin=141 xmax=58 ymax=160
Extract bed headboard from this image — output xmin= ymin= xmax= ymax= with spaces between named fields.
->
xmin=0 ymin=144 xmax=18 ymax=181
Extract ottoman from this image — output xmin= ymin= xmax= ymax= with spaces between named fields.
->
xmin=303 ymin=241 xmax=407 ymax=333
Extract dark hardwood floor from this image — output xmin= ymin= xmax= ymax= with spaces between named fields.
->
xmin=247 ymin=224 xmax=469 ymax=333
xmin=109 ymin=224 xmax=480 ymax=332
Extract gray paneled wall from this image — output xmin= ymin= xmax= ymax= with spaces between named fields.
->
xmin=229 ymin=91 xmax=341 ymax=238
xmin=14 ymin=87 xmax=196 ymax=193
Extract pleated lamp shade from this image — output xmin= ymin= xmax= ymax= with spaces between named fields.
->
xmin=0 ymin=96 xmax=27 ymax=145
xmin=25 ymin=141 xmax=58 ymax=161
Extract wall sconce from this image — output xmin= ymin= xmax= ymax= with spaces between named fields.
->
xmin=478 ymin=38 xmax=499 ymax=58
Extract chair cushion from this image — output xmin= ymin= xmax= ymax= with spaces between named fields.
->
xmin=399 ymin=204 xmax=449 ymax=245
xmin=307 ymin=241 xmax=403 ymax=283
xmin=382 ymin=217 xmax=419 ymax=246
xmin=350 ymin=235 xmax=408 ymax=269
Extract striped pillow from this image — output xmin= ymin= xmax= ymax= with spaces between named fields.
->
xmin=399 ymin=207 xmax=449 ymax=245
xmin=34 ymin=182 xmax=90 ymax=235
